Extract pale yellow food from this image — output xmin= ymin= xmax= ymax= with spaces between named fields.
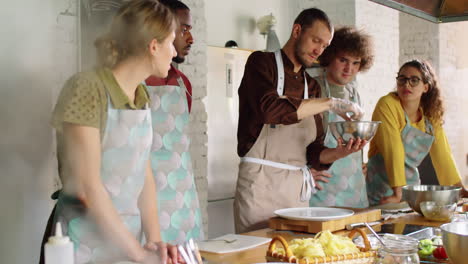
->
xmin=273 ymin=231 xmax=360 ymax=260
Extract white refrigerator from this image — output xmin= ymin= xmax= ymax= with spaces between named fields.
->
xmin=204 ymin=46 xmax=252 ymax=238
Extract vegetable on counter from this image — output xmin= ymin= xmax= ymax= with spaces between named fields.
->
xmin=418 ymin=239 xmax=435 ymax=257
xmin=417 ymin=236 xmax=448 ymax=260
xmin=432 ymin=246 xmax=448 ymax=260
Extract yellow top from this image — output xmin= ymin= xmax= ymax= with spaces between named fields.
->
xmin=51 ymin=67 xmax=150 ymax=137
xmin=368 ymin=93 xmax=461 ymax=187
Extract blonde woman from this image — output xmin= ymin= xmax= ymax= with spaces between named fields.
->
xmin=40 ymin=1 xmax=178 ymax=263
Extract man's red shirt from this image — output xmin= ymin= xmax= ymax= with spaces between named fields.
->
xmin=145 ymin=64 xmax=192 ymax=112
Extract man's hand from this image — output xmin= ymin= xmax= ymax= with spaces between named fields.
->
xmin=309 ymin=168 xmax=332 ymax=190
xmin=330 ymin=97 xmax=365 ymax=120
xmin=334 ymin=138 xmax=367 ymax=160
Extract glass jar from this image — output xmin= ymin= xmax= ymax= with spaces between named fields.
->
xmin=373 ymin=234 xmax=419 ymax=264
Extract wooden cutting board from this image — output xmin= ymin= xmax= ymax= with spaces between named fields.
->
xmin=269 ymin=208 xmax=381 ymax=233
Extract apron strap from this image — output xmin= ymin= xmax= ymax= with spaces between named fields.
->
xmin=424 ymin=117 xmax=434 ymax=135
xmin=274 ymin=50 xmax=285 ymax=96
xmin=240 ymin=157 xmax=317 ymax=201
xmin=176 ymin=76 xmax=192 ymax=98
xmin=274 ymin=50 xmax=308 ymax=99
xmin=404 ymin=112 xmax=434 ymax=135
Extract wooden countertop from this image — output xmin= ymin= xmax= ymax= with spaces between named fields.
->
xmin=201 ymin=213 xmax=449 ymax=264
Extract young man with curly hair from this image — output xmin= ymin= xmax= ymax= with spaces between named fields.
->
xmin=309 ymin=26 xmax=375 ymax=208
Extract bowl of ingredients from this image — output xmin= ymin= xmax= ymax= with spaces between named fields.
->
xmin=440 ymin=222 xmax=468 ymax=264
xmin=328 ymin=121 xmax=381 ymax=144
xmin=402 ymin=185 xmax=461 ymax=215
xmin=420 ymin=201 xmax=457 ymax=221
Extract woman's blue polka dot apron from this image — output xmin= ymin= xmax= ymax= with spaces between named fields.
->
xmin=367 ymin=113 xmax=434 ymax=205
xmin=53 ymin=92 xmax=153 ymax=264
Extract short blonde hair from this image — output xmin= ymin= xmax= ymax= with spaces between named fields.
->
xmin=95 ymin=0 xmax=176 ymax=68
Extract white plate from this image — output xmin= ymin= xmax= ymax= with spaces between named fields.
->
xmin=274 ymin=207 xmax=354 ymax=221
xmin=198 ymin=234 xmax=271 ymax=254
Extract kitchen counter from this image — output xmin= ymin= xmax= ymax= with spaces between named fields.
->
xmin=201 ymin=212 xmax=449 ymax=264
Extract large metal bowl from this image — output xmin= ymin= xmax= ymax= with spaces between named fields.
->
xmin=402 ymin=185 xmax=461 ymax=214
xmin=328 ymin=121 xmax=381 ymax=144
xmin=440 ymin=222 xmax=468 ymax=264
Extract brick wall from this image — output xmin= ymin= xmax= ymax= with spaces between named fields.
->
xmin=179 ymin=0 xmax=209 ymax=236
xmin=439 ymin=22 xmax=468 ymax=183
xmin=355 ymin=0 xmax=399 ymax=122
xmin=399 ymin=13 xmax=439 ymax=69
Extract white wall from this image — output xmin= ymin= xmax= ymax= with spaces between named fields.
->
xmin=205 ymin=0 xmax=295 ymax=50
xmin=355 ymin=0 xmax=400 ymax=120
xmin=439 ymin=21 xmax=468 ymax=182
xmin=0 ymin=0 xmax=78 ymax=263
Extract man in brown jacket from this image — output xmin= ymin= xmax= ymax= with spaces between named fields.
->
xmin=234 ymin=8 xmax=367 ymax=233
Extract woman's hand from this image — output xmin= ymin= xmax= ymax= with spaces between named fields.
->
xmin=379 ymin=195 xmax=402 ymax=204
xmin=362 ymin=163 xmax=368 ymax=180
xmin=144 ymin=241 xmax=182 ymax=264
xmin=380 ymin=186 xmax=403 ymax=204
xmin=334 ymin=138 xmax=367 ymax=159
xmin=309 ymin=168 xmax=332 ymax=190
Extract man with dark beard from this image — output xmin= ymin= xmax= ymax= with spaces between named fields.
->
xmin=146 ymin=0 xmax=194 ymax=111
xmin=144 ymin=0 xmax=204 ymax=244
xmin=234 ymin=8 xmax=368 ymax=233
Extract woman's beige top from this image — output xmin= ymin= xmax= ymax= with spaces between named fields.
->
xmin=51 ymin=67 xmax=150 ymax=188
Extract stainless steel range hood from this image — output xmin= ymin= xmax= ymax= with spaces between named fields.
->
xmin=369 ymin=0 xmax=468 ymax=23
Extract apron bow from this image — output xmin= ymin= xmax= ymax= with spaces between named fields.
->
xmin=241 ymin=157 xmax=317 ymax=202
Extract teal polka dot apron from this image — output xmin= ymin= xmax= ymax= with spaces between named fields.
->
xmin=309 ymin=73 xmax=368 ymax=208
xmin=367 ymin=113 xmax=434 ymax=205
xmin=145 ymin=77 xmax=203 ymax=244
xmin=53 ymin=90 xmax=153 ymax=263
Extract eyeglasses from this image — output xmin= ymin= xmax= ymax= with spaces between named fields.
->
xmin=396 ymin=76 xmax=421 ymax=87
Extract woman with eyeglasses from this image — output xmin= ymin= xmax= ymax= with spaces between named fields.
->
xmin=366 ymin=59 xmax=465 ymax=205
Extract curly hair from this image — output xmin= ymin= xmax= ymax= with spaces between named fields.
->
xmin=318 ymin=26 xmax=374 ymax=72
xmin=398 ymin=60 xmax=445 ymax=126
xmin=94 ymin=0 xmax=176 ymax=68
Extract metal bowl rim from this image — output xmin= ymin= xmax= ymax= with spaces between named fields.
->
xmin=440 ymin=222 xmax=468 ymax=237
xmin=402 ymin=185 xmax=462 ymax=192
xmin=329 ymin=121 xmax=382 ymax=124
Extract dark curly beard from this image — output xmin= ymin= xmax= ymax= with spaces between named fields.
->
xmin=172 ymin=56 xmax=185 ymax=64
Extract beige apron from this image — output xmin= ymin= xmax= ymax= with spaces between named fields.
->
xmin=234 ymin=50 xmax=318 ymax=233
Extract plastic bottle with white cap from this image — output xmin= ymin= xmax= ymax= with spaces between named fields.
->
xmin=45 ymin=222 xmax=74 ymax=264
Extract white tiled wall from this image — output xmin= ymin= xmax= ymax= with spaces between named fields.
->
xmin=181 ymin=0 xmax=209 ymax=237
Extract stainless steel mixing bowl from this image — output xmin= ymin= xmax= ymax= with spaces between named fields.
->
xmin=328 ymin=121 xmax=381 ymax=144
xmin=402 ymin=185 xmax=461 ymax=214
xmin=440 ymin=222 xmax=468 ymax=264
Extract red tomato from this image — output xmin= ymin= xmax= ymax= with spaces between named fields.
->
xmin=432 ymin=246 xmax=448 ymax=259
